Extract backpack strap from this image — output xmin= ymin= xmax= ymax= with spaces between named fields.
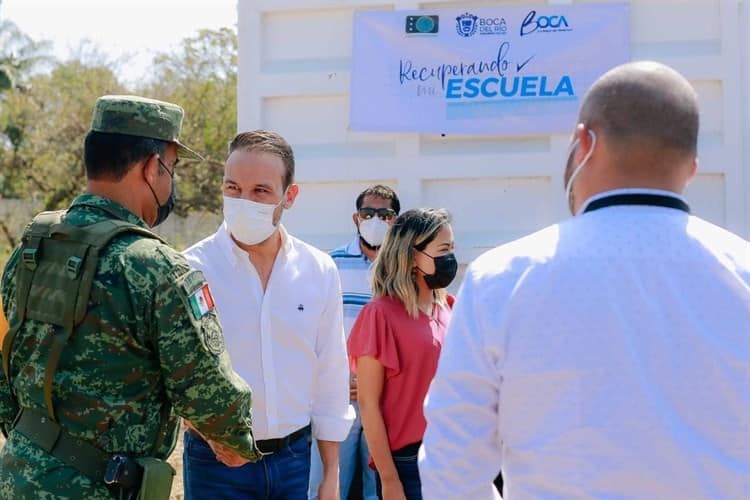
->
xmin=2 ymin=211 xmax=64 ymax=394
xmin=3 ymin=211 xmax=163 ymax=421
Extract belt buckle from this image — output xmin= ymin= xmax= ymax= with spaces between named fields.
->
xmin=256 ymin=438 xmax=281 ymax=457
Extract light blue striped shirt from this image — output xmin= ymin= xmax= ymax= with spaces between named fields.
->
xmin=330 ymin=237 xmax=373 ymax=339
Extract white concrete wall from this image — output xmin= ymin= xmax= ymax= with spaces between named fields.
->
xmin=238 ymin=0 xmax=750 ymax=271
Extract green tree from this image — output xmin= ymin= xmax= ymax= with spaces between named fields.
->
xmin=0 ymin=60 xmax=125 ymax=261
xmin=0 ymin=19 xmax=54 ymax=255
xmin=138 ymin=27 xmax=238 ymax=216
xmin=0 ymin=61 xmax=124 ymax=208
xmin=0 ymin=19 xmax=52 ymax=93
xmin=0 ymin=19 xmax=53 ymax=199
xmin=0 ymin=26 xmax=237 ymax=261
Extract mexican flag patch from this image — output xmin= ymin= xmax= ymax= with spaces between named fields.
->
xmin=189 ymin=284 xmax=215 ymax=319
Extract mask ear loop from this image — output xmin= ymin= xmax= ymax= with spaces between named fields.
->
xmin=271 ymin=186 xmax=290 ymax=228
xmin=143 ymin=156 xmax=165 ymax=211
xmin=412 ymin=247 xmax=431 ymax=277
xmin=277 ymin=186 xmax=290 ymax=208
xmin=564 ymin=129 xmax=597 ymax=213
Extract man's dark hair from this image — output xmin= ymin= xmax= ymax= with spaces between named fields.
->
xmin=356 ymin=185 xmax=400 ymax=214
xmin=84 ymin=131 xmax=168 ymax=181
xmin=228 ymin=130 xmax=295 ymax=189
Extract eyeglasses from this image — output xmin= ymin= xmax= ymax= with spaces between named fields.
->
xmin=158 ymin=158 xmax=178 ymax=178
xmin=358 ymin=207 xmax=397 ymax=221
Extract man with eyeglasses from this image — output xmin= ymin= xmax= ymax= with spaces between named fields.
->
xmin=309 ymin=185 xmax=400 ymax=500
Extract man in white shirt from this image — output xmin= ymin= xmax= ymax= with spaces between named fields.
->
xmin=309 ymin=185 xmax=400 ymax=500
xmin=182 ymin=130 xmax=352 ymax=500
xmin=420 ymin=61 xmax=750 ymax=499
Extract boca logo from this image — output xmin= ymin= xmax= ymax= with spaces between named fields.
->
xmin=520 ymin=10 xmax=572 ymax=36
xmin=455 ymin=13 xmax=478 ymax=37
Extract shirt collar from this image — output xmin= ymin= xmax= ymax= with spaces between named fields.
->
xmin=345 ymin=236 xmax=364 ymax=257
xmin=577 ymin=188 xmax=688 ymax=216
xmin=71 ymin=193 xmax=149 ymax=228
xmin=217 ymin=222 xmax=293 ymax=265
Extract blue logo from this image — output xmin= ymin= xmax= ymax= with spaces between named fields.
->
xmin=520 ymin=10 xmax=572 ymax=36
xmin=406 ymin=15 xmax=439 ymax=34
xmin=456 ymin=13 xmax=478 ymax=37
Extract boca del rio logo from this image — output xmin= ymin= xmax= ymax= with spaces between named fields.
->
xmin=456 ymin=13 xmax=478 ymax=37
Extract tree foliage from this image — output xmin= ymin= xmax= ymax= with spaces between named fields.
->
xmin=1 ymin=62 xmax=125 ymax=204
xmin=0 ymin=19 xmax=53 ymax=93
xmin=0 ymin=24 xmax=238 ymax=257
xmin=137 ymin=27 xmax=238 ymax=216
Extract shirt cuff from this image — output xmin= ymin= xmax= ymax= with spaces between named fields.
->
xmin=311 ymin=405 xmax=355 ymax=441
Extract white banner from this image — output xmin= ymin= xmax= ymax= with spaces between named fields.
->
xmin=350 ymin=4 xmax=630 ymax=135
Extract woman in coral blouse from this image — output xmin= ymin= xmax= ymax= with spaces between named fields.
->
xmin=348 ymin=208 xmax=457 ymax=500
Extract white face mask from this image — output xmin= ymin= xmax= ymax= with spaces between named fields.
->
xmin=223 ymin=193 xmax=286 ymax=246
xmin=564 ymin=129 xmax=597 ymax=215
xmin=358 ymin=217 xmax=390 ymax=247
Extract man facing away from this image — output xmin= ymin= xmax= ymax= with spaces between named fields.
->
xmin=309 ymin=185 xmax=400 ymax=500
xmin=0 ymin=95 xmax=260 ymax=499
xmin=420 ymin=61 xmax=750 ymax=499
xmin=183 ymin=130 xmax=353 ymax=500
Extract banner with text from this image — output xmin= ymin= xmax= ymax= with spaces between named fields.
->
xmin=350 ymin=4 xmax=630 ymax=135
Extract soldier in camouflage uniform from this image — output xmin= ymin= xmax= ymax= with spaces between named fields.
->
xmin=0 ymin=95 xmax=260 ymax=499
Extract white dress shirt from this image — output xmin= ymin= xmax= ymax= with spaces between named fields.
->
xmin=421 ymin=189 xmax=750 ymax=499
xmin=184 ymin=223 xmax=353 ymax=441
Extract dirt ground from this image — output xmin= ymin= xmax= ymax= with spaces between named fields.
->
xmin=0 ymin=433 xmax=186 ymax=499
xmin=167 ymin=432 xmax=185 ymax=500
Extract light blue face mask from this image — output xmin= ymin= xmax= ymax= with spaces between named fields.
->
xmin=564 ymin=129 xmax=597 ymax=215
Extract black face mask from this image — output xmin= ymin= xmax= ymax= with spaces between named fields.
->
xmin=145 ymin=158 xmax=176 ymax=227
xmin=417 ymin=251 xmax=458 ymax=289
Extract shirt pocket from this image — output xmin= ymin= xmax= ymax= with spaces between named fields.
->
xmin=273 ymin=295 xmax=322 ymax=352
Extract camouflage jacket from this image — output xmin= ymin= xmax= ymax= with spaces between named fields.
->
xmin=0 ymin=194 xmax=259 ymax=499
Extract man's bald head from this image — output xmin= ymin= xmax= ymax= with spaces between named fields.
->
xmin=579 ymin=61 xmax=699 ymax=158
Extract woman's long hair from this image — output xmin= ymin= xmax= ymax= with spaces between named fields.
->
xmin=371 ymin=208 xmax=452 ymax=318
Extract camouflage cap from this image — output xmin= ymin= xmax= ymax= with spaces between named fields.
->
xmin=90 ymin=95 xmax=203 ymax=160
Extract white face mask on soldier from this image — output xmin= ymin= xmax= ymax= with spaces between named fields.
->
xmin=223 ymin=193 xmax=286 ymax=246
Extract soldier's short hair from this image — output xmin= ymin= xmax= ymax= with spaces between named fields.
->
xmin=227 ymin=130 xmax=295 ymax=189
xmin=84 ymin=131 xmax=168 ymax=181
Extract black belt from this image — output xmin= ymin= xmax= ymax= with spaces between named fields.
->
xmin=12 ymin=407 xmax=144 ymax=497
xmin=187 ymin=424 xmax=311 ymax=455
xmin=12 ymin=407 xmax=112 ymax=481
xmin=392 ymin=441 xmax=421 ymax=458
